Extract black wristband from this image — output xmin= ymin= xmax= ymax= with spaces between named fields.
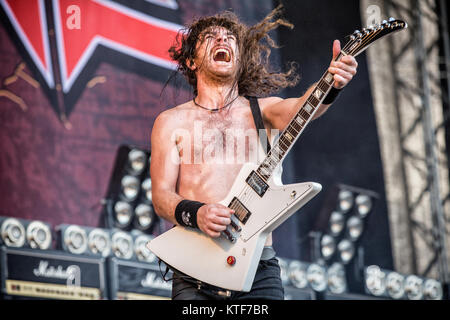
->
xmin=323 ymin=87 xmax=342 ymax=105
xmin=174 ymin=200 xmax=204 ymax=229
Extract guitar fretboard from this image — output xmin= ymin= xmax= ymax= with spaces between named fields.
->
xmin=255 ymin=66 xmax=340 ymax=181
xmin=253 ymin=19 xmax=408 ymax=182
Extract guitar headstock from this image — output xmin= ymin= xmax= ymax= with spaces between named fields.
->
xmin=342 ymin=18 xmax=408 ymax=57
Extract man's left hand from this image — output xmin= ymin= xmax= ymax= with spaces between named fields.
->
xmin=328 ymin=40 xmax=358 ymax=89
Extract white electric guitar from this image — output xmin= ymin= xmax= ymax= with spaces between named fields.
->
xmin=147 ymin=18 xmax=407 ymax=292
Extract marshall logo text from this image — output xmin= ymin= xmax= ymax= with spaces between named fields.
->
xmin=33 ymin=260 xmax=81 ymax=287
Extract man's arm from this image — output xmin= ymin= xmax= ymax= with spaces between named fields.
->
xmin=150 ymin=111 xmax=184 ymax=225
xmin=262 ymin=40 xmax=358 ymax=131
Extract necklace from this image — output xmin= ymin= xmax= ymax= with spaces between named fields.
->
xmin=193 ymin=95 xmax=239 ymax=112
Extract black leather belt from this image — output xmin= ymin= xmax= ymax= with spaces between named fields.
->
xmin=169 ymin=246 xmax=277 ymax=298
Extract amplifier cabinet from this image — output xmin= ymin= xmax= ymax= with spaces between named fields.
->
xmin=323 ymin=291 xmax=390 ymax=300
xmin=108 ymin=257 xmax=172 ymax=300
xmin=283 ymin=285 xmax=316 ymax=300
xmin=0 ymin=246 xmax=108 ymax=300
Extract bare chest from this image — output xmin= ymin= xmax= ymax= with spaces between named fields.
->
xmin=175 ymin=108 xmax=264 ymax=166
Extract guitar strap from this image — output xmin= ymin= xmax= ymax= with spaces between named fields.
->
xmin=247 ymin=96 xmax=271 ymax=154
xmin=159 ymin=96 xmax=273 ymax=286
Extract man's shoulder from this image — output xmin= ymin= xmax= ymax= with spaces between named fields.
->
xmin=258 ymin=96 xmax=284 ymax=107
xmin=257 ymin=96 xmax=284 ymax=109
xmin=154 ymin=101 xmax=193 ymax=126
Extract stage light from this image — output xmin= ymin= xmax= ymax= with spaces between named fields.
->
xmin=58 ymin=224 xmax=113 ymax=257
xmin=337 ymin=239 xmax=355 ymax=264
xmin=288 ymin=260 xmax=308 ymax=289
xmin=327 ymin=263 xmax=347 ymax=294
xmin=141 ymin=178 xmax=152 ymax=202
xmin=423 ymin=279 xmax=443 ymax=300
xmin=337 ymin=190 xmax=354 ymax=213
xmin=329 ymin=211 xmax=345 ymax=236
xmin=128 ymin=149 xmax=147 ymax=175
xmin=26 ymin=220 xmax=52 ymax=250
xmin=364 ymin=266 xmax=443 ymax=300
xmin=88 ymin=228 xmax=111 ymax=257
xmin=63 ymin=225 xmax=88 ymax=255
xmin=355 ymin=194 xmax=372 ymax=218
xmin=320 ymin=234 xmax=336 ymax=260
xmin=365 ymin=265 xmax=387 ymax=296
xmin=111 ymin=230 xmax=134 ymax=260
xmin=1 ymin=217 xmax=53 ymax=250
xmin=405 ymin=275 xmax=424 ymax=300
xmin=306 ymin=263 xmax=328 ymax=292
xmin=0 ymin=218 xmax=26 ymax=248
xmin=102 ymin=145 xmax=156 ymax=234
xmin=134 ymin=233 xmax=156 ymax=263
xmin=385 ymin=271 xmax=405 ymax=299
xmin=114 ymin=201 xmax=133 ymax=228
xmin=277 ymin=257 xmax=290 ymax=285
xmin=346 ymin=216 xmax=363 ymax=241
xmin=121 ymin=175 xmax=140 ymax=200
xmin=134 ymin=203 xmax=155 ymax=231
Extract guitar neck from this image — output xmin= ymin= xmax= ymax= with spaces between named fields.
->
xmin=254 ymin=18 xmax=409 ymax=182
xmin=256 ymin=55 xmax=344 ymax=181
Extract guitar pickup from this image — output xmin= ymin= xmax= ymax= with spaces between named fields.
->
xmin=229 ymin=197 xmax=251 ymax=225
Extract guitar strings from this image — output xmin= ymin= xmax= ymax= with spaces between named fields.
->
xmin=223 ymin=25 xmax=399 ymax=243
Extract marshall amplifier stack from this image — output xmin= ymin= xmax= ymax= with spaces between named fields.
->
xmin=0 ymin=215 xmax=174 ymax=300
xmin=0 ymin=247 xmax=108 ymax=300
xmin=0 ymin=244 xmax=173 ymax=300
xmin=107 ymin=257 xmax=172 ymax=300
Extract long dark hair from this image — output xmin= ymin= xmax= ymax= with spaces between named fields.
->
xmin=169 ymin=5 xmax=299 ymax=98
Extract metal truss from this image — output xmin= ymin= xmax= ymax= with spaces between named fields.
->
xmin=384 ymin=0 xmax=450 ymax=283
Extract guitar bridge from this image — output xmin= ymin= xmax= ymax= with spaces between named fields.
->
xmin=229 ymin=197 xmax=251 ymax=224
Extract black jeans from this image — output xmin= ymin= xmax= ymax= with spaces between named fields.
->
xmin=171 ymin=257 xmax=284 ymax=300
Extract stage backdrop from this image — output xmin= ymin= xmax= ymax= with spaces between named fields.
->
xmin=0 ymin=0 xmax=274 ymax=224
xmin=0 ymin=0 xmax=393 ymax=269
xmin=275 ymin=0 xmax=393 ymax=268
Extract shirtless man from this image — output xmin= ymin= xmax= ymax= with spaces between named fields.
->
xmin=150 ymin=7 xmax=358 ymax=300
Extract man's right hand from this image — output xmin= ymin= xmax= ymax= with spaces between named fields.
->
xmin=197 ymin=204 xmax=234 ymax=238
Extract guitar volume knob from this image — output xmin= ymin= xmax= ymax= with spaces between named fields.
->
xmin=227 ymin=256 xmax=236 ymax=266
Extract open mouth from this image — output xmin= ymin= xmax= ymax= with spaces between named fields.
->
xmin=213 ymin=48 xmax=231 ymax=62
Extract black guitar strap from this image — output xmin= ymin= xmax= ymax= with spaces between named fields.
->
xmin=247 ymin=96 xmax=271 ymax=154
xmin=158 ymin=97 xmax=271 ymax=286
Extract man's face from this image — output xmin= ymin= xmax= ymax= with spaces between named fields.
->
xmin=192 ymin=26 xmax=239 ymax=79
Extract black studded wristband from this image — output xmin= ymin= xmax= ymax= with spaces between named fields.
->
xmin=323 ymin=87 xmax=342 ymax=105
xmin=174 ymin=200 xmax=204 ymax=229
